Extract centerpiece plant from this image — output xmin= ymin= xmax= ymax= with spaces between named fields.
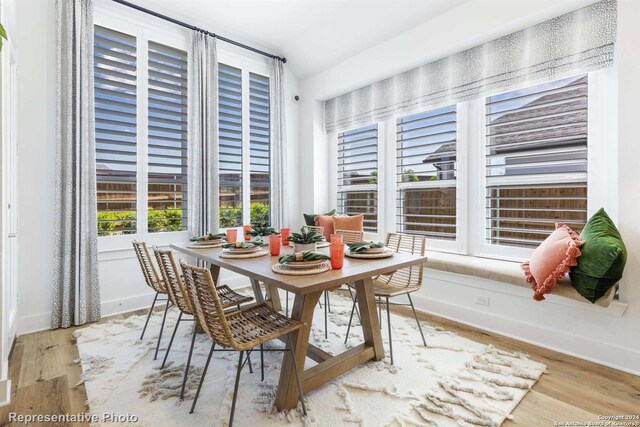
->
xmin=246 ymin=222 xmax=278 ymax=244
xmin=285 ymin=228 xmax=325 ymax=253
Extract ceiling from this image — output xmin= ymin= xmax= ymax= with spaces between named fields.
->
xmin=129 ymin=0 xmax=469 ymax=79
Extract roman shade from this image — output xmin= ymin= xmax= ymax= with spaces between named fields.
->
xmin=324 ymin=0 xmax=616 ymax=133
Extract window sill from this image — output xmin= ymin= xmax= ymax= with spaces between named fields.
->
xmin=424 ymin=250 xmax=627 ymax=317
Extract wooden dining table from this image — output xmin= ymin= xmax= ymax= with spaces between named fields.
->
xmin=170 ymin=241 xmax=428 ymax=411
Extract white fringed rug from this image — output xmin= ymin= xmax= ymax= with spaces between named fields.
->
xmin=75 ymin=292 xmax=547 ymax=426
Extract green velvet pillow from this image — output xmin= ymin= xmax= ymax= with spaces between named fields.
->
xmin=570 ymin=208 xmax=627 ymax=303
xmin=303 ymin=209 xmax=336 ymax=226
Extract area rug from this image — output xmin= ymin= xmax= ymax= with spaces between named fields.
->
xmin=75 ymin=291 xmax=547 ymax=426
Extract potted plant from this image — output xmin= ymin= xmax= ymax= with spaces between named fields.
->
xmin=285 ymin=227 xmax=325 ymax=252
xmin=246 ymin=222 xmax=278 ymax=244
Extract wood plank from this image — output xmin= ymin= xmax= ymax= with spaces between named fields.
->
xmin=265 ymin=284 xmax=283 ymax=311
xmin=305 ymin=343 xmax=333 ymax=363
xmin=504 ymin=390 xmax=598 ymax=427
xmin=354 ymin=277 xmax=385 ymax=360
xmin=274 ymin=290 xmax=322 ymax=410
xmin=302 ymin=344 xmax=375 ymax=392
xmin=7 ymin=376 xmax=74 ymax=427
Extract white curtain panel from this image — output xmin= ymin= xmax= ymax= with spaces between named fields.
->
xmin=187 ymin=32 xmax=219 ymax=237
xmin=269 ymin=59 xmax=289 ymax=229
xmin=325 ymin=0 xmax=617 ymax=132
xmin=52 ymin=0 xmax=101 ymax=328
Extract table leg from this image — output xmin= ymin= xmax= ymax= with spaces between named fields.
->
xmin=209 ymin=264 xmax=221 ymax=286
xmin=274 ymin=291 xmax=322 ymax=410
xmin=265 ymin=284 xmax=283 ymax=311
xmin=354 ymin=277 xmax=384 ymax=361
xmin=250 ymin=278 xmax=265 ymax=303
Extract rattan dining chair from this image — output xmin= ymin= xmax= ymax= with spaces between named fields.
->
xmin=154 ymin=247 xmax=253 ymax=400
xmin=318 ymin=229 xmax=365 ymax=338
xmin=344 ymin=233 xmax=427 ymax=365
xmin=132 ymin=241 xmax=170 ymax=359
xmin=180 ymin=260 xmax=307 ymax=425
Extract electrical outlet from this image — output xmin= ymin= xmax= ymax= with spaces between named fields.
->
xmin=475 ymin=296 xmax=490 ymax=306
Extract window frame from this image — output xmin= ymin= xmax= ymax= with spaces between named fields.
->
xmin=95 ymin=8 xmax=190 ymax=251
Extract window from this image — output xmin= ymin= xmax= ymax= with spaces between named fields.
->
xmin=396 ymin=105 xmax=457 ymax=241
xmin=485 ymin=75 xmax=588 ymax=248
xmin=218 ymin=63 xmax=271 ymax=228
xmin=218 ymin=63 xmax=243 ymax=228
xmin=94 ymin=22 xmax=188 ymax=238
xmin=337 ymin=124 xmax=378 ymax=232
xmin=249 ymin=73 xmax=270 ymax=224
xmin=147 ymin=42 xmax=188 ymax=233
xmin=94 ymin=25 xmax=138 ymax=236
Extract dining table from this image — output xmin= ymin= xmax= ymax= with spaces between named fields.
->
xmin=170 ymin=241 xmax=428 ymax=411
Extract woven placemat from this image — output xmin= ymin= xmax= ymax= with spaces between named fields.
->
xmin=186 ymin=243 xmax=223 ymax=249
xmin=345 ymin=248 xmax=395 ymax=259
xmin=219 ymin=248 xmax=269 ymax=259
xmin=272 ymin=262 xmax=331 ymax=275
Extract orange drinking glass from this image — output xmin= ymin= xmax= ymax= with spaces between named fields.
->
xmin=330 ymin=242 xmax=344 ymax=269
xmin=330 ymin=233 xmax=343 ymax=245
xmin=226 ymin=228 xmax=238 ymax=243
xmin=243 ymin=225 xmax=252 ymax=241
xmin=269 ymin=234 xmax=281 ymax=256
xmin=280 ymin=228 xmax=291 ymax=246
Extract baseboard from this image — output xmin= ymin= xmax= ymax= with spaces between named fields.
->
xmin=0 ymin=379 xmax=11 ymax=407
xmin=409 ymin=292 xmax=640 ymax=376
xmin=17 ymin=274 xmax=252 ymax=335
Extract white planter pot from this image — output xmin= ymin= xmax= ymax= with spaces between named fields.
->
xmin=293 ymin=243 xmax=317 ymax=253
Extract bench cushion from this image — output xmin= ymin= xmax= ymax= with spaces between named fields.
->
xmin=425 ymin=251 xmax=615 ymax=307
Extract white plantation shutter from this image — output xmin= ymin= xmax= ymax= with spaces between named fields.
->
xmin=249 ymin=72 xmax=270 ymax=224
xmin=337 ymin=124 xmax=378 ymax=232
xmin=94 ymin=25 xmax=138 ymax=236
xmin=396 ymin=105 xmax=457 ymax=240
xmin=147 ymin=41 xmax=188 ymax=233
xmin=485 ymin=74 xmax=588 ymax=248
xmin=218 ymin=63 xmax=243 ymax=228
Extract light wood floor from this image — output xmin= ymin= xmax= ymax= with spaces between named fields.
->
xmin=0 ymin=302 xmax=638 ymax=426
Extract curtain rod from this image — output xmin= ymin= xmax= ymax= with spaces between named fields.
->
xmin=111 ymin=0 xmax=287 ymax=63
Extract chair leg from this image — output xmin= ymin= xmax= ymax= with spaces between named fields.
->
xmin=327 ymin=291 xmax=331 ymax=313
xmin=189 ymin=341 xmax=216 ymax=413
xmin=154 ymin=301 xmax=171 ymax=360
xmin=181 ymin=324 xmax=198 ymax=400
xmin=386 ymin=296 xmax=393 ymax=365
xmin=344 ymin=298 xmax=357 ymax=344
xmin=246 ymin=351 xmax=254 ymax=374
xmin=347 ymin=287 xmax=361 ymax=322
xmin=407 ymin=293 xmax=427 ymax=346
xmin=161 ymin=312 xmax=182 ymax=369
xmin=228 ymin=351 xmax=244 ymax=427
xmin=287 ymin=334 xmax=308 ymax=417
xmin=140 ymin=292 xmax=158 ymax=340
xmin=324 ymin=291 xmax=328 ymax=339
xmin=260 ymin=344 xmax=264 ymax=382
xmin=378 ymin=297 xmax=382 ymax=330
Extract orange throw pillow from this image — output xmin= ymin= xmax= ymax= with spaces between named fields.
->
xmin=522 ymin=223 xmax=584 ymax=301
xmin=314 ymin=215 xmax=336 ymax=240
xmin=332 ymin=214 xmax=364 ymax=234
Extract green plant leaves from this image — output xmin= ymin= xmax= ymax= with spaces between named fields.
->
xmin=0 ymin=23 xmax=7 ymax=52
xmin=284 ymin=227 xmax=324 ymax=244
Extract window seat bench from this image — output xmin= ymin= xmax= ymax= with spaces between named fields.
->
xmin=424 ymin=251 xmax=617 ymax=308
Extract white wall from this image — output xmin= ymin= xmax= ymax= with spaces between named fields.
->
xmin=13 ymin=0 xmax=301 ymax=333
xmin=299 ymin=0 xmax=640 ymax=374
